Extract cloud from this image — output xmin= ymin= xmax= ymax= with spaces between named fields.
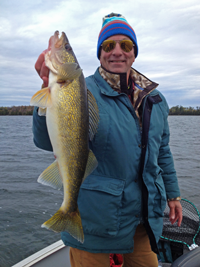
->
xmin=0 ymin=0 xmax=200 ymax=107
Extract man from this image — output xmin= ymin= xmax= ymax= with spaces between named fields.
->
xmin=33 ymin=13 xmax=182 ymax=267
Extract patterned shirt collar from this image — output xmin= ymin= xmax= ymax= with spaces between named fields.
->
xmin=98 ymin=66 xmax=159 ymax=111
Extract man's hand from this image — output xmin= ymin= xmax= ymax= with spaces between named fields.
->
xmin=168 ymin=200 xmax=182 ymax=227
xmin=35 ymin=49 xmax=49 ymax=87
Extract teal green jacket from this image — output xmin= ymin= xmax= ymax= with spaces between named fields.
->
xmin=32 ymin=67 xmax=180 ymax=254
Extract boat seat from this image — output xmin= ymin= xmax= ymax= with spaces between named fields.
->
xmin=171 ymin=246 xmax=200 ymax=267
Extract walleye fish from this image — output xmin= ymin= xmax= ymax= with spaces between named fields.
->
xmin=30 ymin=31 xmax=99 ymax=243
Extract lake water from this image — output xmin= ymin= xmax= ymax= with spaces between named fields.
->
xmin=0 ymin=116 xmax=200 ymax=267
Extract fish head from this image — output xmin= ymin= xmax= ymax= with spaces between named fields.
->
xmin=47 ymin=31 xmax=77 ymax=71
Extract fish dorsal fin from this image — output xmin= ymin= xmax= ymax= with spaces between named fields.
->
xmin=37 ymin=160 xmax=63 ymax=190
xmin=87 ymin=89 xmax=99 ymax=141
xmin=57 ymin=62 xmax=82 ymax=82
xmin=30 ymin=87 xmax=52 ymax=108
xmin=82 ymin=149 xmax=98 ymax=183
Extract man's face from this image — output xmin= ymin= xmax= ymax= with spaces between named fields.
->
xmin=100 ymin=35 xmax=135 ymax=76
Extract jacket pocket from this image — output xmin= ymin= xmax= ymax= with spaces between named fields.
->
xmin=153 ymin=174 xmax=167 ymax=217
xmin=78 ymin=175 xmax=125 ymax=237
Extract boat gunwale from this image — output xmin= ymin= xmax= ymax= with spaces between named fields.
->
xmin=12 ymin=240 xmax=66 ymax=267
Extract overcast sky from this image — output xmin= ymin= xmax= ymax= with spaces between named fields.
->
xmin=0 ymin=0 xmax=200 ymax=107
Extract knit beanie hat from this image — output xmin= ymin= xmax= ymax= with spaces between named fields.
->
xmin=97 ymin=13 xmax=138 ymax=59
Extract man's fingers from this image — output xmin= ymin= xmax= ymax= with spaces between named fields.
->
xmin=35 ymin=50 xmax=49 ymax=86
xmin=168 ymin=200 xmax=183 ymax=227
xmin=169 ymin=207 xmax=175 ymax=221
xmin=169 ymin=205 xmax=182 ymax=226
xmin=177 ymin=207 xmax=183 ymax=227
xmin=42 ymin=76 xmax=49 ymax=88
xmin=35 ymin=52 xmax=46 ymax=75
xmin=40 ymin=62 xmax=49 ymax=81
xmin=35 ymin=49 xmax=49 ymax=75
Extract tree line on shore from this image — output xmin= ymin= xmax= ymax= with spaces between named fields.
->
xmin=0 ymin=106 xmax=34 ymax=115
xmin=0 ymin=105 xmax=200 ymax=116
xmin=169 ymin=106 xmax=200 ymax=115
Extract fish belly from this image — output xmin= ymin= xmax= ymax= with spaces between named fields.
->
xmin=42 ymin=77 xmax=88 ymax=243
xmin=49 ymin=77 xmax=88 ymax=206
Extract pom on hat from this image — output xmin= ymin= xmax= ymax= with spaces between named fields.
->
xmin=97 ymin=13 xmax=138 ymax=59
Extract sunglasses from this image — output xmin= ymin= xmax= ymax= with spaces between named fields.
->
xmin=101 ymin=39 xmax=134 ymax=53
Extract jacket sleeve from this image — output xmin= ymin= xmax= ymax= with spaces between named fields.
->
xmin=32 ymin=107 xmax=53 ymax=152
xmin=158 ymin=98 xmax=181 ymax=200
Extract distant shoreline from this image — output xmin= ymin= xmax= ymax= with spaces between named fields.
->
xmin=0 ymin=106 xmax=34 ymax=116
xmin=0 ymin=105 xmax=200 ymax=116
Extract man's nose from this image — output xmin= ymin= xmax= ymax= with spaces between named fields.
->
xmin=112 ymin=43 xmax=123 ymax=55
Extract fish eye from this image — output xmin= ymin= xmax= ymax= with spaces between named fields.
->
xmin=65 ymin=43 xmax=72 ymax=50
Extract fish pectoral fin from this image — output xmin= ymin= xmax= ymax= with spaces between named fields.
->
xmin=87 ymin=89 xmax=99 ymax=141
xmin=42 ymin=208 xmax=84 ymax=243
xmin=30 ymin=87 xmax=52 ymax=108
xmin=57 ymin=62 xmax=82 ymax=81
xmin=37 ymin=160 xmax=63 ymax=190
xmin=38 ymin=107 xmax=47 ymax=116
xmin=82 ymin=149 xmax=98 ymax=183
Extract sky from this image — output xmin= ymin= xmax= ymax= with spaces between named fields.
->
xmin=0 ymin=0 xmax=200 ymax=108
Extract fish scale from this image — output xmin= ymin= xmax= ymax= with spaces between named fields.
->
xmin=30 ymin=31 xmax=99 ymax=243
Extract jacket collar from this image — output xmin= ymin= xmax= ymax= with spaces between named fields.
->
xmin=98 ymin=66 xmax=159 ymax=111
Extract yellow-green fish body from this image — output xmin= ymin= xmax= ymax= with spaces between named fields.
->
xmin=31 ymin=31 xmax=99 ymax=243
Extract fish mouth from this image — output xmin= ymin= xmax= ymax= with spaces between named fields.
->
xmin=54 ymin=31 xmax=69 ymax=48
xmin=49 ymin=30 xmax=73 ymax=67
xmin=48 ymin=31 xmax=70 ymax=51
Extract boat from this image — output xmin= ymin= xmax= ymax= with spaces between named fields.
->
xmin=12 ymin=239 xmax=200 ymax=267
xmin=12 ymin=199 xmax=200 ymax=267
xmin=12 ymin=240 xmax=71 ymax=267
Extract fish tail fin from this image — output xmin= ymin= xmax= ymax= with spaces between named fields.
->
xmin=42 ymin=208 xmax=84 ymax=243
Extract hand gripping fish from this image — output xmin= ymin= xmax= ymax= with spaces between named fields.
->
xmin=30 ymin=31 xmax=99 ymax=243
